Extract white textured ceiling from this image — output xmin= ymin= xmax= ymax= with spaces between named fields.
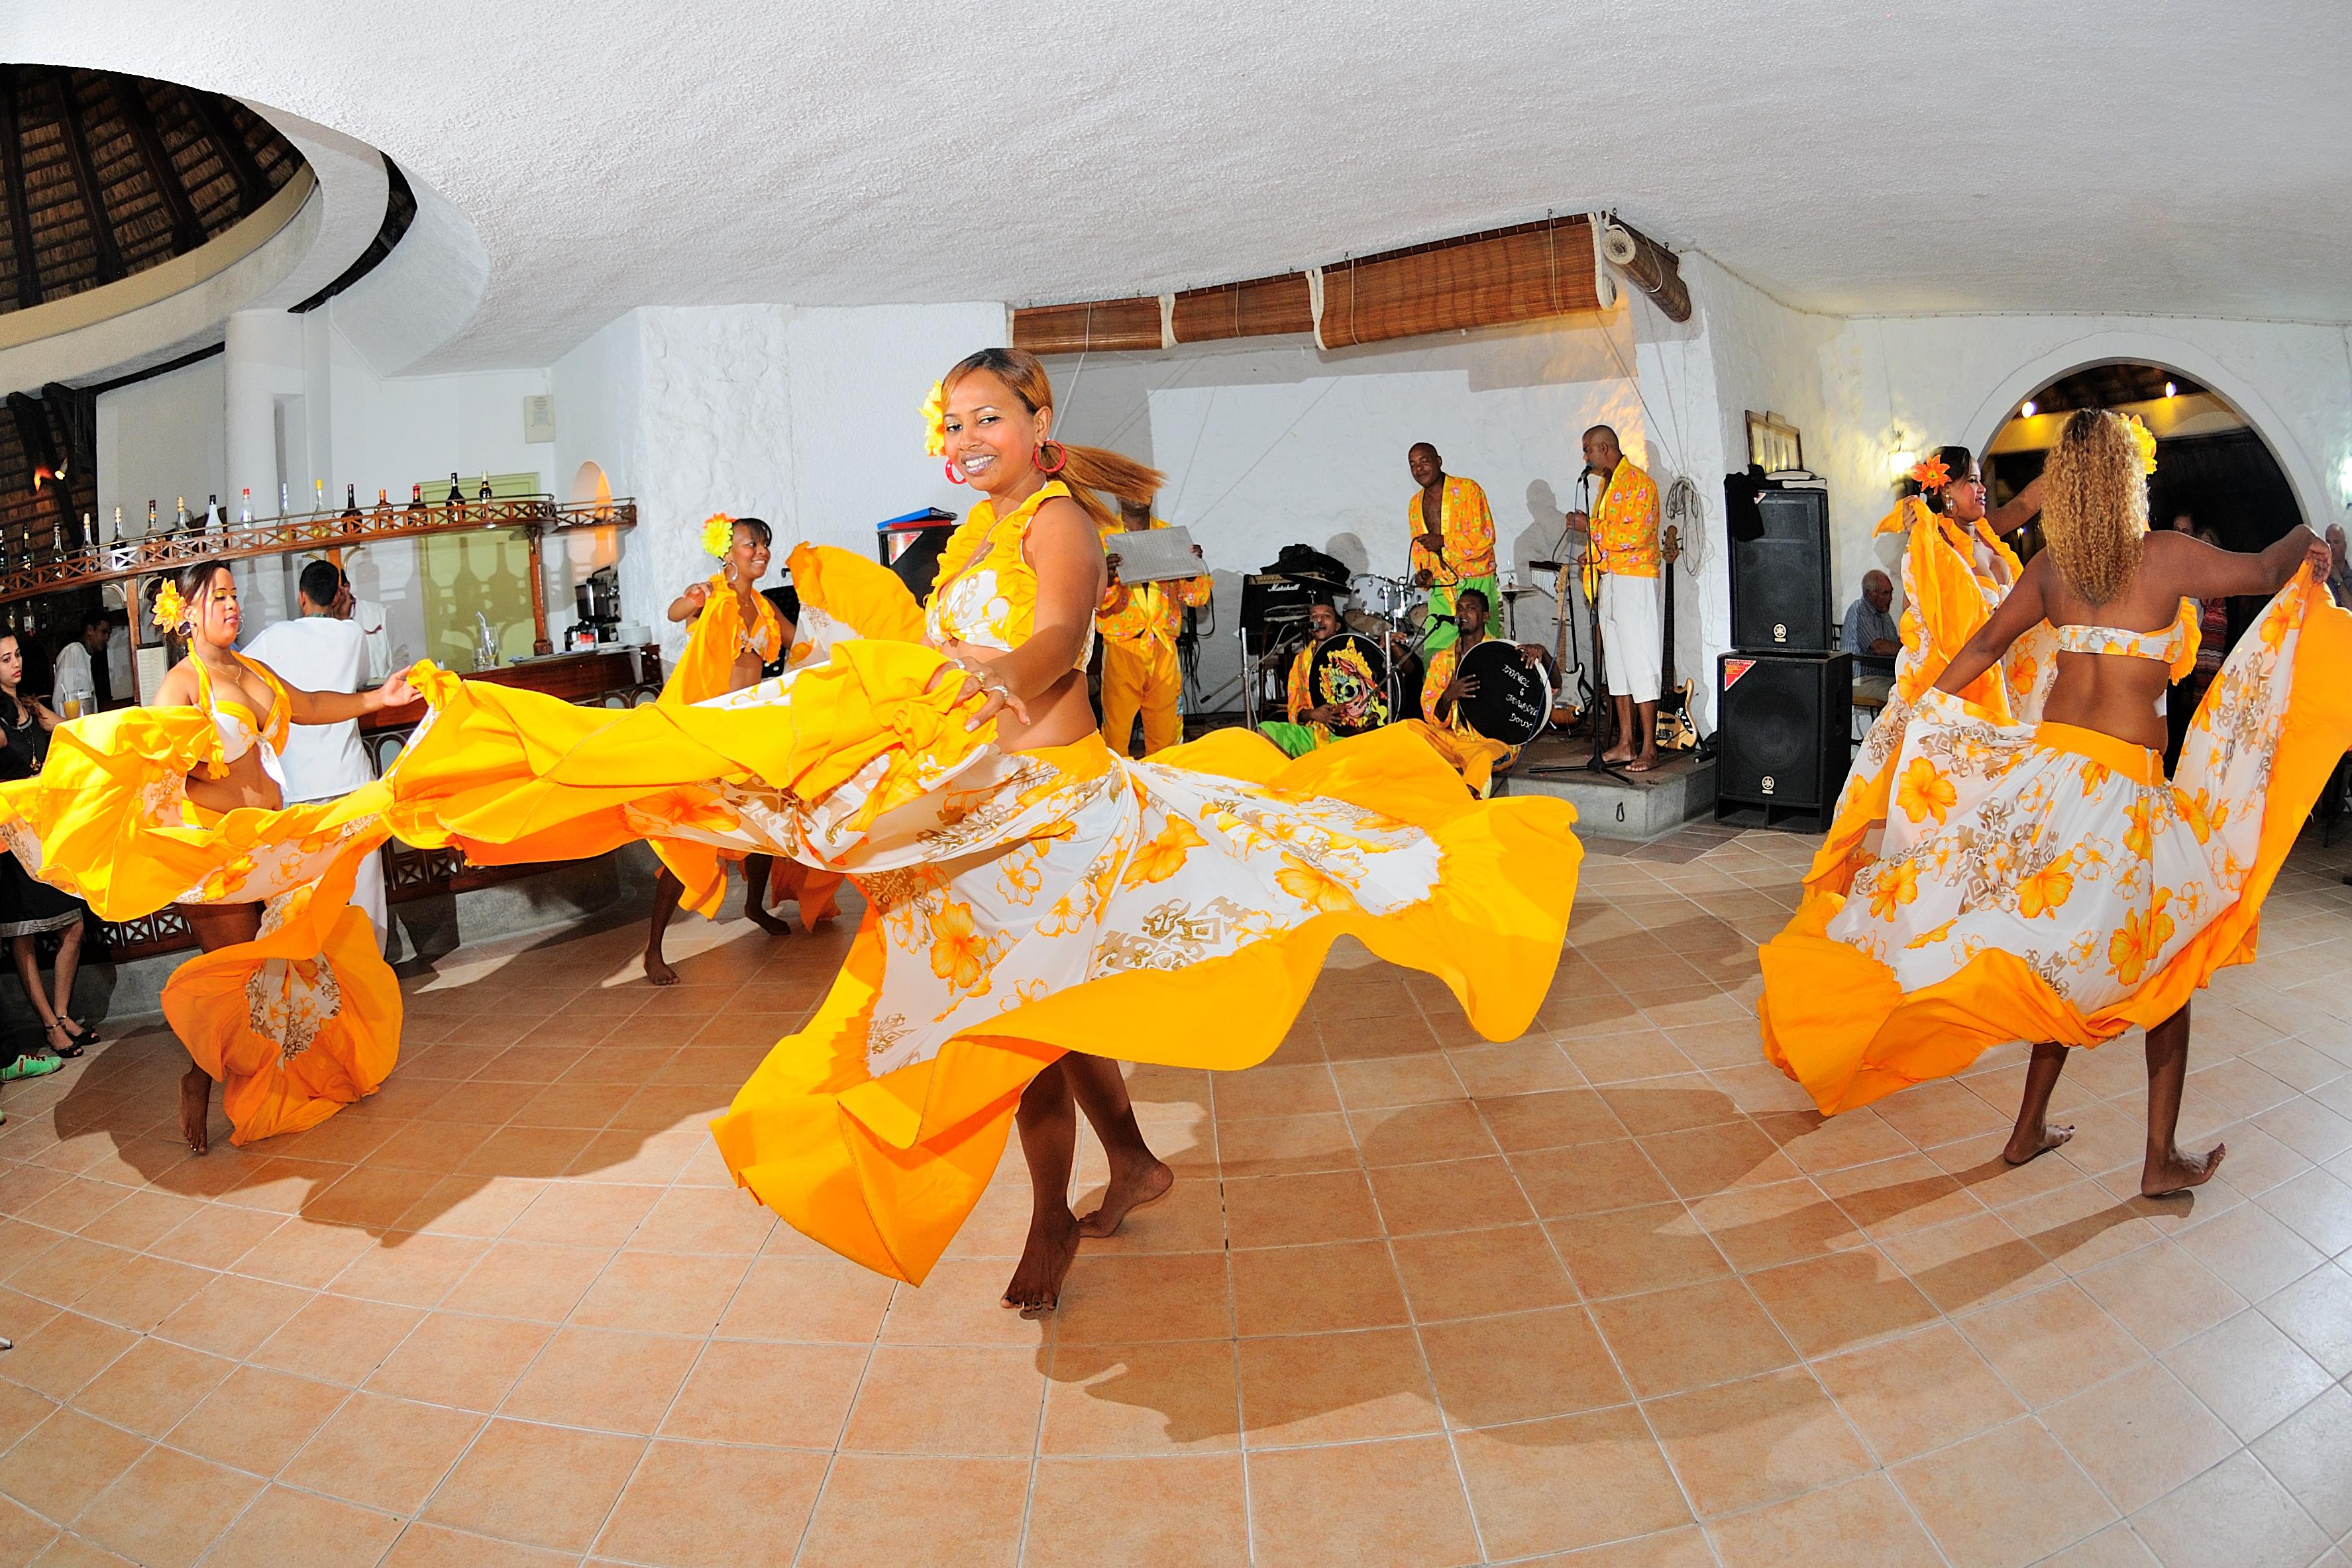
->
xmin=17 ymin=0 xmax=2352 ymax=371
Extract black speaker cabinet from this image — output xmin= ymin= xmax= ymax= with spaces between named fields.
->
xmin=1715 ymin=651 xmax=1852 ymax=827
xmin=1730 ymin=486 xmax=1833 ymax=653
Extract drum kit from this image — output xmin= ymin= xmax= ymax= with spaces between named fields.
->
xmin=1242 ymin=566 xmax=1553 ymax=753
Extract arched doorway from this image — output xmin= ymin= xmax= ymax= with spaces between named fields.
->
xmin=1980 ymin=361 xmax=2304 ymax=559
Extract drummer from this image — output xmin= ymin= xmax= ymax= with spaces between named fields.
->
xmin=1423 ymin=587 xmax=1552 ymax=777
xmin=1259 ymin=600 xmax=1351 ymax=758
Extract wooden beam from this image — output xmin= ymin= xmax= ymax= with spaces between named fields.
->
xmin=183 ymin=89 xmax=266 ymax=212
xmin=0 ymin=76 xmax=44 ymax=310
xmin=111 ymin=76 xmax=201 ymax=253
xmin=51 ymin=70 xmax=125 ymax=285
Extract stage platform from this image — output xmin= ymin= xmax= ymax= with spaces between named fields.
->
xmin=1495 ymin=738 xmax=1715 ymax=841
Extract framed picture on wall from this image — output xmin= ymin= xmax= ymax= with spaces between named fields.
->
xmin=1746 ymin=410 xmax=1803 ymax=473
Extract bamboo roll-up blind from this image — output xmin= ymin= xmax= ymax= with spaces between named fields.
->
xmin=1316 ymin=215 xmax=1599 ymax=350
xmin=1170 ymin=271 xmax=1314 ymax=343
xmin=1010 ymin=297 xmax=1163 ymax=354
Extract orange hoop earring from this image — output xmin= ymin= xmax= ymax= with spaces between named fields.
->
xmin=945 ymin=458 xmax=967 ymax=485
xmin=1036 ymin=441 xmax=1068 ymax=476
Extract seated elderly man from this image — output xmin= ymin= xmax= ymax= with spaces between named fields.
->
xmin=1841 ymin=569 xmax=1898 ymax=666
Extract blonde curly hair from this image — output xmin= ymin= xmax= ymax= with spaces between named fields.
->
xmin=2041 ymin=408 xmax=2147 ymax=605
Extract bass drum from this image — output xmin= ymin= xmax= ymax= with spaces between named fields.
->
xmin=1454 ymin=639 xmax=1552 ymax=747
xmin=1306 ymin=631 xmax=1393 ymax=737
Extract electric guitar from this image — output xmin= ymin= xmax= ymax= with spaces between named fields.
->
xmin=1655 ymin=525 xmax=1698 ymax=751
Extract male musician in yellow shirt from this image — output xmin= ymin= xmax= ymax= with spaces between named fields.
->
xmin=1422 ymin=586 xmax=1550 ymax=780
xmin=1407 ymin=443 xmax=1498 ymax=654
xmin=1258 ymin=600 xmax=1350 ymax=758
xmin=1098 ymin=499 xmax=1211 ymax=757
xmin=1564 ymin=424 xmax=1664 ymax=771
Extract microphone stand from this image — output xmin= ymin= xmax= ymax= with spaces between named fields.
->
xmin=1527 ymin=469 xmax=1633 ymax=783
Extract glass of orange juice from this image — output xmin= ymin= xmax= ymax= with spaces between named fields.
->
xmin=61 ymin=696 xmax=81 ymax=719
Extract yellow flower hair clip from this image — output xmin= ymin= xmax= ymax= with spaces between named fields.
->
xmin=1907 ymin=454 xmax=1951 ymax=490
xmin=922 ymin=380 xmax=949 ymax=458
xmin=701 ymin=513 xmax=737 ymax=558
xmin=151 ymin=580 xmax=186 ymax=631
xmin=2122 ymin=414 xmax=2158 ymax=476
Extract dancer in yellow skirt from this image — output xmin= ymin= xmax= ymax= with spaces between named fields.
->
xmin=386 ymin=348 xmax=1583 ymax=1310
xmin=0 ymin=563 xmax=411 ymax=1151
xmin=1806 ymin=446 xmax=2053 ymax=902
xmin=1760 ymin=411 xmax=2351 ymax=1196
xmin=642 ymin=513 xmax=822 ymax=982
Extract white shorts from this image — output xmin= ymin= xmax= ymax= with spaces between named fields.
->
xmin=1597 ymin=574 xmax=1662 ymax=703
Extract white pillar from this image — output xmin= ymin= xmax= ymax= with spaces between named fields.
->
xmin=222 ymin=309 xmax=309 ymax=628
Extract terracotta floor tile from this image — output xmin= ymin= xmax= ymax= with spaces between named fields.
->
xmin=364 ymin=1312 xmax=554 ymax=1412
xmin=1454 ymin=1404 xmax=1695 ymax=1557
xmin=1955 ymin=1282 xmax=2149 ymax=1406
xmin=1042 ymin=1340 xmax=1240 ymax=1455
xmin=2041 ymin=1360 xmax=2240 ymax=1515
xmin=1705 ymin=1473 xmax=1945 ymax=1568
xmin=876 ymin=1259 xmax=1051 ymax=1349
xmin=795 ymin=1453 xmax=1030 ymax=1568
xmin=1367 ymin=1157 xmax=1534 ymax=1235
xmin=382 ymin=1522 xmax=578 ymax=1567
xmin=1350 ymin=1099 xmax=1503 ymax=1167
xmin=1057 ymin=1253 xmax=1232 ymax=1343
xmin=1880 ymin=1208 xmax=2064 ymax=1314
xmin=1510 ymin=1138 xmax=1676 ymax=1218
xmin=662 ymin=1337 xmax=867 ymax=1447
xmin=2258 ymin=1260 xmax=2352 ymax=1376
xmin=1213 ymin=1112 xmax=1358 ymax=1176
xmin=1446 ymin=1039 xmax=1583 ymax=1099
xmin=1548 ymin=1202 xmax=1727 ymax=1300
xmin=0 ymin=1406 xmax=149 ymax=1524
xmin=326 ymin=1231 xmax=488 ymax=1308
xmin=1638 ymin=1120 xmax=1802 ymax=1198
xmin=1230 ymin=1241 xmax=1409 ymax=1336
xmin=588 ymin=1439 xmax=825 ymax=1567
xmin=1477 ymin=1088 xmax=1624 ymax=1153
xmin=569 ymin=1250 xmax=748 ymax=1335
xmin=1589 ymin=1278 xmax=1796 ymax=1398
xmin=1418 ymin=1304 xmax=1628 ymax=1430
xmin=199 ymin=1485 xmax=405 ymax=1568
xmin=279 ymin=1390 xmax=484 ymax=1514
xmin=1816 ymin=1153 xmax=1988 ymax=1239
xmin=1746 ymin=1247 xmax=1940 ymax=1357
xmin=0 ymin=1380 xmax=58 ymax=1452
xmin=1223 ymin=1175 xmax=1383 ymax=1250
xmin=497 ymin=1182 xmax=655 ymax=1250
xmin=1892 ymin=1418 xmax=2118 ymax=1568
xmin=425 ymin=1418 xmax=645 ymax=1552
xmin=73 ymin=1251 xmax=213 ymax=1336
xmin=73 ymin=1444 xmax=260 ymax=1568
xmin=500 ymin=1325 xmax=700 ymax=1435
xmin=718 ymin=1251 xmax=897 ymax=1341
xmin=68 ymin=1337 xmax=233 ymax=1438
xmin=1074 ymin=1172 xmax=1229 ymax=1254
xmin=1245 ymin=1435 xmax=1481 ymax=1568
xmin=0 ymin=1309 xmax=134 ymax=1400
xmin=144 ymin=1204 xmax=285 ymax=1271
xmin=2159 ymin=1308 xmax=2334 ymax=1440
xmin=2130 ymin=1449 xmax=2331 ymax=1568
xmin=0 ymin=1500 xmax=56 ymax=1568
xmin=2075 ymin=1241 xmax=2251 ymax=1353
xmin=248 ymin=1292 xmax=422 ymax=1386
xmin=1391 ymin=1222 xmax=1577 ymax=1322
xmin=842 ymin=1344 xmax=1045 ymax=1456
xmin=1647 ymin=1365 xmax=1873 ymax=1517
xmin=1236 ymin=1327 xmax=1438 ymax=1446
xmin=625 ymin=1184 xmax=778 ymax=1254
xmin=1814 ymin=1322 xmax=2025 ymax=1464
xmin=1595 ymin=1074 xmax=1744 ymax=1138
xmin=441 ymin=1239 xmax=612 ymax=1322
xmin=2175 ymin=1199 xmax=2329 ymax=1300
xmin=2249 ymin=1383 xmax=2352 ymax=1538
xmin=2253 ymin=1165 xmax=2352 ymax=1255
xmin=166 ymin=1365 xmax=347 ymax=1473
xmin=1022 ymin=1454 xmax=1249 ymax=1568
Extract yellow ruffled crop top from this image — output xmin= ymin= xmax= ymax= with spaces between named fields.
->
xmin=2053 ymin=600 xmax=2199 ymax=680
xmin=924 ymin=480 xmax=1095 ymax=670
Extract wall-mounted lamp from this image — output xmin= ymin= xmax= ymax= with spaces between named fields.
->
xmin=2163 ymin=382 xmax=2177 ymax=399
xmin=1888 ymin=448 xmax=1919 ymax=485
xmin=2020 ymin=399 xmax=2037 ymax=417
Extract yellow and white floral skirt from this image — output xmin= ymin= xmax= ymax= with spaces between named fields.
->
xmin=1761 ymin=574 xmax=2352 ymax=1116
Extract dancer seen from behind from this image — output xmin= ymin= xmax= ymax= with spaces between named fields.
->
xmin=0 ymin=564 xmax=411 ymax=1152
xmin=384 ymin=347 xmax=1583 ymax=1314
xmin=1760 ymin=409 xmax=2351 ymax=1196
xmin=643 ymin=513 xmax=835 ymax=983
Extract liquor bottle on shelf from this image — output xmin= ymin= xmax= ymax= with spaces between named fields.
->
xmin=373 ymin=488 xmax=394 ymax=523
xmin=313 ymin=479 xmax=327 ymax=515
xmin=447 ymin=471 xmax=464 ymax=522
xmin=146 ymin=499 xmax=158 ymax=538
xmin=406 ymin=482 xmax=425 ymax=515
xmin=78 ymin=513 xmax=92 ymax=557
xmin=240 ymin=489 xmax=253 ymax=524
xmin=478 ymin=472 xmax=492 ymax=501
xmin=107 ymin=506 xmax=120 ymax=545
xmin=278 ymin=482 xmax=290 ymax=517
xmin=203 ymin=495 xmax=222 ymax=533
xmin=341 ymin=484 xmax=362 ymax=530
xmin=174 ymin=496 xmax=190 ymax=533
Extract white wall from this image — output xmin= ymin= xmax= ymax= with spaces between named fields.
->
xmin=1047 ymin=315 xmax=1645 ymax=709
xmin=95 ymin=354 xmax=227 ymax=534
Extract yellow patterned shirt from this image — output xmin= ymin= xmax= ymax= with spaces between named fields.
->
xmin=1408 ymin=476 xmax=1497 ymax=586
xmin=1096 ymin=517 xmax=1210 ymax=649
xmin=1589 ymin=459 xmax=1660 ymax=580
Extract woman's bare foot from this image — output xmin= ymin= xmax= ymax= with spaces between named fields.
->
xmin=1078 ymin=1157 xmax=1174 ymax=1238
xmin=179 ymin=1065 xmax=212 ymax=1155
xmin=1626 ymin=750 xmax=1660 ymax=774
xmin=746 ymin=904 xmax=792 ymax=937
xmin=1002 ymin=1206 xmax=1081 ymax=1317
xmin=2143 ymin=1142 xmax=2225 ymax=1197
xmin=2004 ymin=1121 xmax=2074 ymax=1166
xmin=1601 ymin=743 xmax=1634 ymax=764
xmin=643 ymin=949 xmax=678 ymax=986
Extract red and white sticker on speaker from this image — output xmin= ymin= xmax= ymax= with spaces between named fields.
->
xmin=1723 ymin=658 xmax=1756 ymax=689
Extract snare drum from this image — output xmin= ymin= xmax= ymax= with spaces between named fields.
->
xmin=1454 ymin=639 xmax=1552 ymax=747
xmin=1306 ymin=631 xmax=1393 ymax=737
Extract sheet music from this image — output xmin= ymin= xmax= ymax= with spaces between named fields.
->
xmin=1104 ymin=525 xmax=1204 ymax=584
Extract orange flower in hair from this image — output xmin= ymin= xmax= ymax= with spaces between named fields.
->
xmin=922 ymin=380 xmax=949 ymax=458
xmin=1907 ymin=454 xmax=1951 ymax=490
xmin=701 ymin=513 xmax=737 ymax=558
xmin=151 ymin=580 xmax=186 ymax=631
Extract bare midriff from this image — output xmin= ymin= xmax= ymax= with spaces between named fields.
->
xmin=184 ymin=747 xmax=283 ymax=815
xmin=2040 ymin=650 xmax=2170 ymax=753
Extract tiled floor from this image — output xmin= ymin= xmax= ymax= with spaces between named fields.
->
xmin=3 ymin=824 xmax=2351 ymax=1567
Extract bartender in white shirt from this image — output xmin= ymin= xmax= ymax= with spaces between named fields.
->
xmin=49 ymin=609 xmax=109 ymax=717
xmin=242 ymin=560 xmax=388 ymax=943
xmin=104 ymin=612 xmax=131 ymax=706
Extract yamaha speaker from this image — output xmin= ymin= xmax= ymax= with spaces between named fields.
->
xmin=1715 ymin=651 xmax=1852 ymax=826
xmin=1730 ymin=485 xmax=1833 ymax=652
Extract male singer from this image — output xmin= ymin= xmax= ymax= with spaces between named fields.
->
xmin=1564 ymin=424 xmax=1662 ymax=771
xmin=1406 ymin=443 xmax=1497 ymax=654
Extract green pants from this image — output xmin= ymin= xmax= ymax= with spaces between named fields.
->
xmin=1424 ymin=575 xmax=1500 ymax=653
